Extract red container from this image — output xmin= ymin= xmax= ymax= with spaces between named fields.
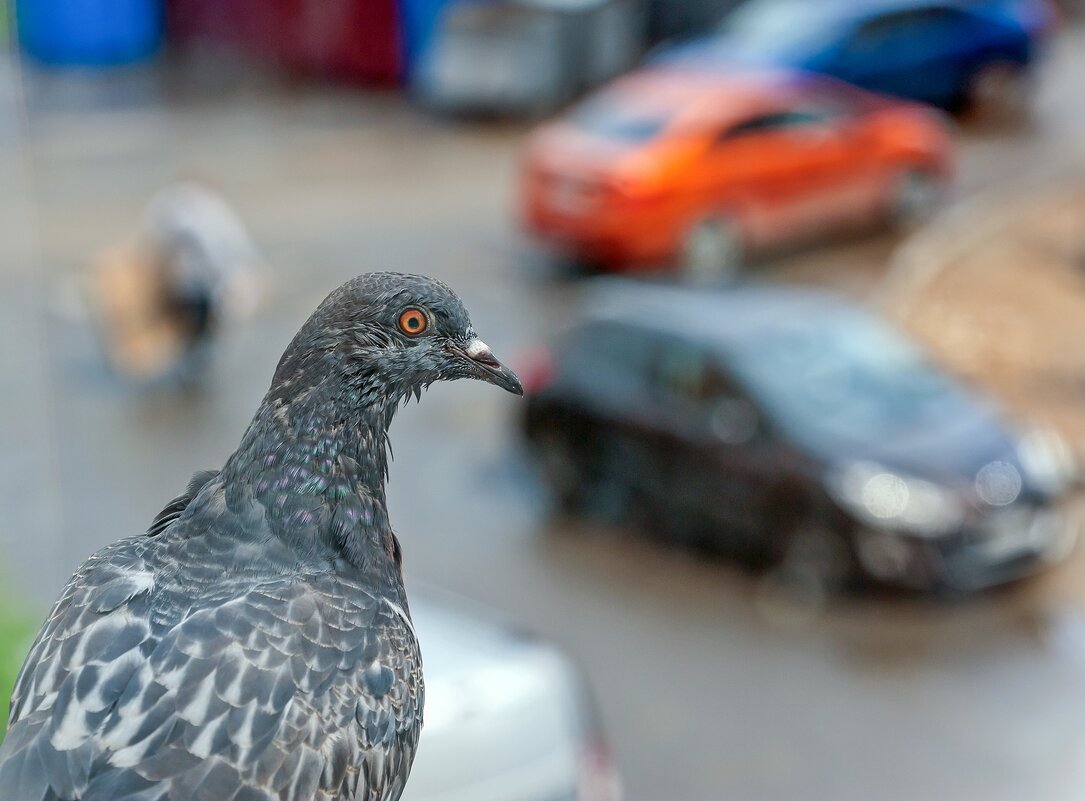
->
xmin=168 ymin=0 xmax=402 ymax=84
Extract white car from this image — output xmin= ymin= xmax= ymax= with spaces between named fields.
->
xmin=403 ymin=597 xmax=620 ymax=801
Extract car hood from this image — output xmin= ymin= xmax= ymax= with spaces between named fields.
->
xmin=402 ymin=599 xmax=585 ymax=801
xmin=795 ymin=401 xmax=1029 ymax=494
xmin=527 ymin=122 xmax=654 ymax=177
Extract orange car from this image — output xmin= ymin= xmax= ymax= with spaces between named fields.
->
xmin=521 ymin=69 xmax=954 ymax=278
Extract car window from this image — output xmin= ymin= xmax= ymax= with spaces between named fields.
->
xmin=651 ymin=340 xmax=723 ymax=404
xmin=848 ymin=12 xmax=905 ymax=51
xmin=648 ymin=339 xmax=761 ymax=443
xmin=903 ymin=8 xmax=971 ymax=47
xmin=719 ymin=108 xmax=833 ymax=141
xmin=559 ymin=322 xmax=656 ymax=401
xmin=917 ymin=8 xmax=973 ymax=47
xmin=844 ymin=7 xmax=967 ymax=57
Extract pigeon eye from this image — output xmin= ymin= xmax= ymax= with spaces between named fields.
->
xmin=398 ymin=308 xmax=428 ymax=336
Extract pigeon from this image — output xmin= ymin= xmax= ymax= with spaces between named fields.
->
xmin=0 ymin=272 xmax=523 ymax=801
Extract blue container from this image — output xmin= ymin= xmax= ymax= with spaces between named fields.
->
xmin=16 ymin=0 xmax=163 ymax=66
xmin=400 ymin=0 xmax=457 ymax=78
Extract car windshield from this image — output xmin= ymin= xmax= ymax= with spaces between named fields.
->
xmin=568 ymin=96 xmax=671 ymax=143
xmin=726 ymin=309 xmax=973 ymax=444
xmin=718 ymin=0 xmax=833 ymax=55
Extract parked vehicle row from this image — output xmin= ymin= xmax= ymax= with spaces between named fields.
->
xmin=517 ymin=0 xmax=1058 ymax=276
xmin=461 ymin=5 xmax=1068 ymax=769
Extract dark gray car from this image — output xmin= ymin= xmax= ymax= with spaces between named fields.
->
xmin=520 ymin=282 xmax=1081 ymax=593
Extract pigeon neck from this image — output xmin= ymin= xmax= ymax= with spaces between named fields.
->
xmin=224 ymin=375 xmax=402 ymax=577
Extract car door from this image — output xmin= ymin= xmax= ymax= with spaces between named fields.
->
xmin=832 ymin=8 xmax=969 ymax=106
xmin=797 ymin=85 xmax=890 ymax=227
xmin=699 ymin=106 xmax=860 ymax=248
xmin=646 ymin=338 xmax=791 ymax=556
xmin=559 ymin=323 xmax=678 ymax=510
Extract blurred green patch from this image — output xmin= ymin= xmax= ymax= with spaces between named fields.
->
xmin=0 ymin=588 xmax=37 ymax=743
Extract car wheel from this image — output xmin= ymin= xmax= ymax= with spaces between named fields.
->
xmin=770 ymin=523 xmax=856 ymax=602
xmin=889 ymin=168 xmax=944 ymax=229
xmin=681 ymin=217 xmax=743 ymax=284
xmin=966 ymin=60 xmax=1029 ymax=124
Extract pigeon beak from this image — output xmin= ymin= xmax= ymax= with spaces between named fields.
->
xmin=455 ymin=338 xmax=524 ymax=396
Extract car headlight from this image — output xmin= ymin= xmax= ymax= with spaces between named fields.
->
xmin=829 ymin=461 xmax=965 ymax=536
xmin=1017 ymin=427 xmax=1079 ymax=495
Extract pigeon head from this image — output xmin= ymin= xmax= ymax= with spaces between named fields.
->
xmin=271 ymin=272 xmax=522 ymax=409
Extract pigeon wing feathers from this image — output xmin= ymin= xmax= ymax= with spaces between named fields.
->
xmin=6 ymin=536 xmax=155 ymax=729
xmin=9 ymin=466 xmax=220 ymax=730
xmin=1 ymin=552 xmax=422 ymax=801
xmin=1 ymin=536 xmax=158 ymax=800
xmin=88 ymin=576 xmax=423 ymax=801
xmin=146 ymin=470 xmax=220 ymax=537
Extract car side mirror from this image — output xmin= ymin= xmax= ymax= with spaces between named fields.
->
xmin=709 ymin=398 xmax=762 ymax=444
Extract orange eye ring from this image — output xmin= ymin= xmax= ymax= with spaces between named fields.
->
xmin=398 ymin=308 xmax=428 ymax=336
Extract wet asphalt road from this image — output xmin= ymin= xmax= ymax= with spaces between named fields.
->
xmin=3 ymin=23 xmax=1085 ymax=801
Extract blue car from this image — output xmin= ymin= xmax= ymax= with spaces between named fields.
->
xmin=652 ymin=0 xmax=1058 ymax=112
